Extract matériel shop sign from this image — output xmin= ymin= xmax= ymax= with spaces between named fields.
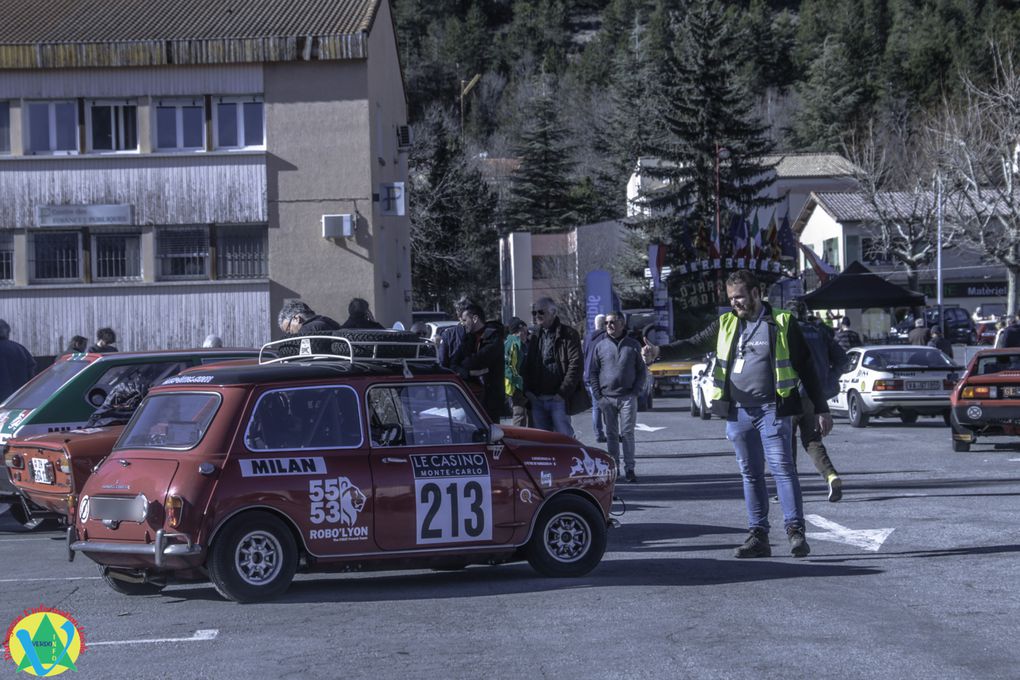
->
xmin=35 ymin=204 xmax=133 ymax=227
xmin=919 ymin=281 xmax=1006 ymax=298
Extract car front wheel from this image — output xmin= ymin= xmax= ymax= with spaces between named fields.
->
xmin=699 ymin=389 xmax=711 ymax=420
xmin=848 ymin=391 xmax=869 ymax=428
xmin=526 ymin=495 xmax=607 ymax=578
xmin=208 ymin=512 xmax=298 ymax=603
xmin=690 ymin=390 xmax=701 ymax=417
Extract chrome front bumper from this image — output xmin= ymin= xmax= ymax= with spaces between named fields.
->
xmin=67 ymin=526 xmax=203 ymax=568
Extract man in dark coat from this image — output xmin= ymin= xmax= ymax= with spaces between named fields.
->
xmin=340 ymin=298 xmax=384 ymax=329
xmin=908 ymin=318 xmax=930 ymax=346
xmin=834 ymin=317 xmax=862 ymax=351
xmin=522 ymin=297 xmax=583 ymax=436
xmin=583 ymin=314 xmax=608 ymax=442
xmin=450 ymin=303 xmax=505 ymax=421
xmin=0 ymin=319 xmax=35 ymax=402
xmin=278 ymin=300 xmax=341 ymax=336
xmin=88 ymin=327 xmax=118 ymax=353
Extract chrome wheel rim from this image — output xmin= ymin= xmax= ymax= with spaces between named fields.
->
xmin=544 ymin=512 xmax=590 ymax=563
xmin=235 ymin=530 xmax=284 ymax=586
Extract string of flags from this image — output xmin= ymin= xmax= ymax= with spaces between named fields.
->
xmin=663 ymin=210 xmax=799 ymax=276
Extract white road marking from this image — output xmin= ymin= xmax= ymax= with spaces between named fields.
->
xmin=0 ymin=576 xmax=101 ymax=583
xmin=635 ymin=423 xmax=666 ymax=432
xmin=89 ymin=629 xmax=219 ymax=647
xmin=1009 ymin=458 xmax=1020 ymax=462
xmin=806 ymin=514 xmax=894 ymax=552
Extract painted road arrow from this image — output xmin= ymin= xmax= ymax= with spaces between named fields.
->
xmin=805 ymin=514 xmax=894 ymax=552
xmin=634 ymin=423 xmax=666 ymax=432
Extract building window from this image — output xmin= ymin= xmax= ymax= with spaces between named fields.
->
xmin=87 ymin=101 xmax=138 ymax=152
xmin=30 ymin=232 xmax=81 ymax=282
xmin=0 ymin=102 xmax=10 ymax=154
xmin=217 ymin=225 xmax=268 ymax=279
xmin=26 ymin=101 xmax=78 ymax=154
xmin=92 ymin=230 xmax=142 ymax=281
xmin=155 ymin=99 xmax=205 ymax=151
xmin=156 ymin=227 xmax=209 ymax=280
xmin=214 ymin=97 xmax=264 ymax=149
xmin=822 ymin=237 xmax=841 ymax=272
xmin=0 ymin=233 xmax=13 ymax=283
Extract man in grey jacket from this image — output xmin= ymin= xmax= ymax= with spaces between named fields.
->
xmin=590 ymin=311 xmax=648 ymax=482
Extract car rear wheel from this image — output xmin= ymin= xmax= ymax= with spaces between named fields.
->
xmin=899 ymin=410 xmax=919 ymax=424
xmin=952 ymin=439 xmax=971 ymax=452
xmin=848 ymin=391 xmax=869 ymax=428
xmin=526 ymin=495 xmax=607 ymax=578
xmin=100 ymin=567 xmax=165 ymax=596
xmin=208 ymin=512 xmax=298 ymax=603
xmin=943 ymin=411 xmax=952 ymax=427
xmin=699 ymin=389 xmax=711 ymax=420
xmin=690 ymin=390 xmax=701 ymax=417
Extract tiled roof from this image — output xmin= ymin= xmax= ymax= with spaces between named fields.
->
xmin=763 ymin=153 xmax=857 ymax=178
xmin=0 ymin=0 xmax=380 ymax=67
xmin=813 ymin=191 xmax=937 ymax=222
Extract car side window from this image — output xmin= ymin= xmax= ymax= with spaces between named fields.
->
xmin=845 ymin=352 xmax=861 ymax=371
xmin=245 ymin=386 xmax=362 ymax=451
xmin=87 ymin=361 xmax=191 ymax=408
xmin=367 ymin=384 xmax=487 ymax=447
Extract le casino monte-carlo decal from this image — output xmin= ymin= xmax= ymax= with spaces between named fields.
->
xmin=4 ymin=607 xmax=86 ymax=676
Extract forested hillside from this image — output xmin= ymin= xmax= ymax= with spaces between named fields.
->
xmin=396 ymin=0 xmax=1020 ymax=312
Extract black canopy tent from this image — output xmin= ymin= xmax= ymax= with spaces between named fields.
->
xmin=800 ymin=261 xmax=925 ymax=309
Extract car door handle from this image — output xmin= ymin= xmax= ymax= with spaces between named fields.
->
xmin=381 ymin=457 xmax=407 ymax=464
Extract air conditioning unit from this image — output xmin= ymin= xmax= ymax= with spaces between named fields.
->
xmin=396 ymin=125 xmax=413 ymax=150
xmin=322 ymin=214 xmax=353 ymax=238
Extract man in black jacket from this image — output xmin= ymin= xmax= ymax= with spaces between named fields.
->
xmin=646 ymin=270 xmax=831 ymax=559
xmin=450 ymin=303 xmax=505 ymax=421
xmin=278 ymin=301 xmax=341 ymax=336
xmin=522 ymin=297 xmax=583 ymax=436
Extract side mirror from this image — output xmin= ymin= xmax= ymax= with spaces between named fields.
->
xmin=488 ymin=424 xmax=505 ymax=445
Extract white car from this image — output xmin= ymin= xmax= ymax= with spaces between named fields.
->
xmin=828 ymin=345 xmax=960 ymax=427
xmin=689 ymin=353 xmax=716 ymax=420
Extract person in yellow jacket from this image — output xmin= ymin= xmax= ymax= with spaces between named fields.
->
xmin=504 ymin=317 xmax=529 ymax=426
xmin=645 ymin=270 xmax=832 ymax=559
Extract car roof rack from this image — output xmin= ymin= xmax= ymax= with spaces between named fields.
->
xmin=258 ymin=335 xmax=437 ymax=369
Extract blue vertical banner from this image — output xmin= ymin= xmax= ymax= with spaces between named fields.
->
xmin=585 ymin=269 xmax=614 ymax=338
xmin=648 ymin=243 xmax=674 ymax=338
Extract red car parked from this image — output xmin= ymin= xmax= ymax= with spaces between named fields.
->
xmin=949 ymin=348 xmax=1020 ymax=451
xmin=68 ymin=332 xmax=616 ymax=602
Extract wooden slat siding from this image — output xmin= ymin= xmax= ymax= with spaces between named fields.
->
xmin=0 ymin=282 xmax=270 ymax=356
xmin=0 ymin=155 xmax=267 ymax=227
xmin=0 ymin=64 xmax=263 ymax=99
xmin=0 ymin=34 xmax=367 ymax=69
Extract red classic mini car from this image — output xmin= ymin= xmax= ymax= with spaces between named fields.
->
xmin=68 ymin=332 xmax=616 ymax=602
xmin=950 ymin=348 xmax=1020 ymax=452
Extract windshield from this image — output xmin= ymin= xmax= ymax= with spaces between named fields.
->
xmin=862 ymin=348 xmax=954 ymax=370
xmin=1 ymin=360 xmax=91 ymax=410
xmin=117 ymin=393 xmax=221 ymax=450
xmin=975 ymin=354 xmax=1020 ymax=375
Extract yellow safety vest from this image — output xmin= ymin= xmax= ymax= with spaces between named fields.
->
xmin=711 ymin=309 xmax=799 ymax=403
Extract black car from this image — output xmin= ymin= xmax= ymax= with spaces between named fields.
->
xmin=893 ymin=307 xmax=976 ymax=345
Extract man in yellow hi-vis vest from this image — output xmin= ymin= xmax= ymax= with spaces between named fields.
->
xmin=645 ymin=270 xmax=832 ymax=558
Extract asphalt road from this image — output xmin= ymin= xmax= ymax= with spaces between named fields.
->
xmin=2 ymin=395 xmax=1019 ymax=679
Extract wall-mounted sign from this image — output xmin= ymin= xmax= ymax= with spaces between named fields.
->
xmin=380 ymin=183 xmax=405 ymax=216
xmin=35 ymin=204 xmax=133 ymax=227
xmin=919 ymin=281 xmax=1007 ymax=298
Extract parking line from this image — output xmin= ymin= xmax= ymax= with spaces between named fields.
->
xmin=89 ymin=629 xmax=219 ymax=647
xmin=0 ymin=576 xmax=102 ymax=583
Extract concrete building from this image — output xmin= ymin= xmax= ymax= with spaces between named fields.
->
xmin=0 ymin=0 xmax=410 ymax=356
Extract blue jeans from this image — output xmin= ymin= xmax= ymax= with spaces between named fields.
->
xmin=602 ymin=395 xmax=637 ymax=472
xmin=588 ymin=386 xmax=604 ymax=438
xmin=531 ymin=396 xmax=574 ymax=437
xmin=725 ymin=403 xmax=804 ymax=532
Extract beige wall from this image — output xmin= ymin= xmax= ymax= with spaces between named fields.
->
xmin=265 ymin=60 xmax=376 ymax=333
xmin=364 ymin=0 xmax=411 ymax=326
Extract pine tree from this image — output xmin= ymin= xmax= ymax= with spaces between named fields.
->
xmin=791 ymin=36 xmax=866 ymax=151
xmin=639 ymin=0 xmax=775 ymax=245
xmin=504 ymin=88 xmax=578 ymax=232
xmin=408 ymin=106 xmax=500 ymax=312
